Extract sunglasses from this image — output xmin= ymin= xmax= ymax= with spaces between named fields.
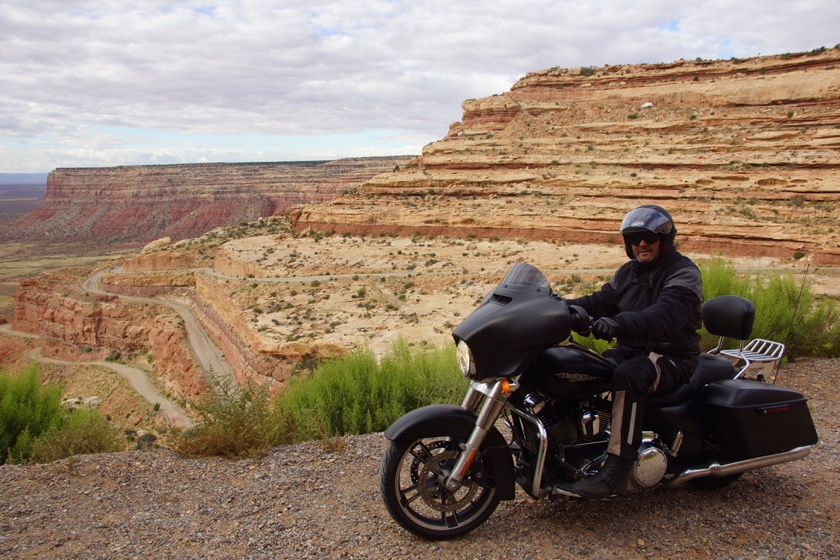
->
xmin=624 ymin=232 xmax=661 ymax=246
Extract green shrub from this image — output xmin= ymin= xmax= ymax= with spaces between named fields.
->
xmin=279 ymin=339 xmax=463 ymax=441
xmin=174 ymin=340 xmax=464 ymax=454
xmin=699 ymin=257 xmax=750 ymax=299
xmin=699 ymin=258 xmax=840 ymax=357
xmin=0 ymin=366 xmax=64 ymax=464
xmin=571 ymin=332 xmax=615 ymax=353
xmin=29 ymin=408 xmax=122 ymax=463
xmin=175 ymin=380 xmax=291 ymax=458
xmin=1 ymin=365 xmax=121 ymax=464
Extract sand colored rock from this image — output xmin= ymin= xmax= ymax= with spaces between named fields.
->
xmin=291 ymin=50 xmax=840 ymax=264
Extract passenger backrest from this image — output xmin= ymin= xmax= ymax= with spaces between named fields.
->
xmin=702 ymin=295 xmax=755 ymax=341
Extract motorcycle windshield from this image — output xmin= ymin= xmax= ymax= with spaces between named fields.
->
xmin=499 ymin=262 xmax=551 ymax=292
xmin=453 ymin=262 xmax=570 ymax=379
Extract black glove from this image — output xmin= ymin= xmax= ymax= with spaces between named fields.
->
xmin=591 ymin=317 xmax=620 ymax=341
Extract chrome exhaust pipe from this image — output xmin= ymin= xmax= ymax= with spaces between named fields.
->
xmin=665 ymin=445 xmax=813 ymax=488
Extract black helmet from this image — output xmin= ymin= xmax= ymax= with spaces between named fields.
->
xmin=619 ymin=204 xmax=677 ymax=259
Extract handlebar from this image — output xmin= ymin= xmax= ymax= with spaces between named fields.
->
xmin=568 ymin=304 xmax=591 ymax=335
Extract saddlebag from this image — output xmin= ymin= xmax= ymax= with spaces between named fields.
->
xmin=696 ymin=379 xmax=818 ymax=457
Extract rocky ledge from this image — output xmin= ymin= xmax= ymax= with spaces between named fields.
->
xmin=3 ymin=157 xmax=410 ymax=245
xmin=290 ymin=49 xmax=840 ymax=264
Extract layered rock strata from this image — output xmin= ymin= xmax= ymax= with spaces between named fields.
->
xmin=5 ymin=157 xmax=410 ymax=245
xmin=290 ymin=50 xmax=840 ymax=264
xmin=13 ymin=270 xmax=209 ymax=400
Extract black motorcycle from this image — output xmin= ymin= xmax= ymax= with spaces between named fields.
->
xmin=379 ymin=262 xmax=818 ymax=539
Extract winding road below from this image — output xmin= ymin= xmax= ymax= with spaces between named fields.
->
xmin=1 ymin=268 xmax=244 ymax=430
xmin=82 ymin=270 xmax=236 ymax=391
xmin=0 ymin=322 xmax=193 ymax=429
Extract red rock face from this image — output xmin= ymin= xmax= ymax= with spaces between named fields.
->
xmin=5 ymin=158 xmax=410 ymax=245
xmin=12 ymin=271 xmax=209 ymax=400
xmin=14 ymin=274 xmax=149 ymax=359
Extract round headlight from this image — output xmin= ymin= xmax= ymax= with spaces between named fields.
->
xmin=456 ymin=339 xmax=476 ymax=378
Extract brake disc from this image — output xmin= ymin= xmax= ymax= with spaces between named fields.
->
xmin=409 ymin=441 xmax=479 ymax=512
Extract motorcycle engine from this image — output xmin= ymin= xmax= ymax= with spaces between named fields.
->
xmin=525 ymin=392 xmax=611 ymax=446
xmin=525 ymin=391 xmax=578 ymax=445
xmin=630 ymin=444 xmax=668 ymax=488
xmin=578 ymin=400 xmax=611 ymax=441
xmin=524 ymin=390 xmax=669 ymax=489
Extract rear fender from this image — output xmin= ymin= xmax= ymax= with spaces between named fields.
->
xmin=384 ymin=404 xmax=516 ymax=500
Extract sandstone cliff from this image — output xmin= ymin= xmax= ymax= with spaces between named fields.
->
xmin=4 ymin=157 xmax=410 ymax=245
xmin=290 ymin=49 xmax=840 ymax=264
xmin=13 ymin=269 xmax=209 ymax=401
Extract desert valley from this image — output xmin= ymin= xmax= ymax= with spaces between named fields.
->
xmin=1 ymin=47 xmax=839 ymax=560
xmin=1 ymin=48 xmax=839 ymax=432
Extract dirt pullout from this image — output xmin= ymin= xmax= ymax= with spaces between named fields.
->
xmin=0 ymin=357 xmax=836 ymax=559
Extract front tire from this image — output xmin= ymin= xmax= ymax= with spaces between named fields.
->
xmin=379 ymin=436 xmax=500 ymax=540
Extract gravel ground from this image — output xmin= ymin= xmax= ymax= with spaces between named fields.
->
xmin=1 ymin=358 xmax=838 ymax=560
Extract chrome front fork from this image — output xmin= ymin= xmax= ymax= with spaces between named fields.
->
xmin=445 ymin=380 xmax=515 ymax=491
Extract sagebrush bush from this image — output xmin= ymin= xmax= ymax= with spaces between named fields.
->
xmin=279 ymin=339 xmax=464 ymax=441
xmin=175 ymin=380 xmax=291 ymax=458
xmin=173 ymin=340 xmax=464 ymax=456
xmin=698 ymin=258 xmax=840 ymax=357
xmin=29 ymin=407 xmax=122 ymax=463
xmin=0 ymin=365 xmax=122 ymax=464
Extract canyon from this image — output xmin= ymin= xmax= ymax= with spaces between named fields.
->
xmin=2 ymin=49 xmax=839 ymax=432
xmin=1 ymin=157 xmax=410 ymax=245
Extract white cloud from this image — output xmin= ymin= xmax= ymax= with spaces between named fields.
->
xmin=1 ymin=0 xmax=838 ymax=171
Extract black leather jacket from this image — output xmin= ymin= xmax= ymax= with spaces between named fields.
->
xmin=567 ymin=250 xmax=703 ymax=363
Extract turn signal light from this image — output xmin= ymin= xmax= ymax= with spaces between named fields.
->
xmin=500 ymin=379 xmax=512 ymax=395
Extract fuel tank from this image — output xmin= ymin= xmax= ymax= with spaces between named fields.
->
xmin=525 ymin=344 xmax=614 ymax=399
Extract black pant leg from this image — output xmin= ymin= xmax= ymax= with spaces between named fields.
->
xmin=607 ymin=354 xmax=692 ymax=460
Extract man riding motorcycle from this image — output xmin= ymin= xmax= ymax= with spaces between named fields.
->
xmin=566 ymin=204 xmax=703 ymax=498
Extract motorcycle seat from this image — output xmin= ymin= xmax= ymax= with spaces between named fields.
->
xmin=649 ymin=353 xmax=736 ymax=406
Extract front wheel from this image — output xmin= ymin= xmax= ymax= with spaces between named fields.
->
xmin=379 ymin=437 xmax=500 ymax=540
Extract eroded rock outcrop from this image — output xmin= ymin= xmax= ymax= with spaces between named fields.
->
xmin=13 ymin=270 xmax=209 ymax=400
xmin=5 ymin=157 xmax=410 ymax=245
xmin=14 ymin=273 xmax=148 ymax=359
xmin=290 ymin=50 xmax=840 ymax=264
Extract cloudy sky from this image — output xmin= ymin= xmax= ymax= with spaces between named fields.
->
xmin=1 ymin=1 xmax=838 ymax=173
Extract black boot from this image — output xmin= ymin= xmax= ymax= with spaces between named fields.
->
xmin=572 ymin=454 xmax=633 ymax=499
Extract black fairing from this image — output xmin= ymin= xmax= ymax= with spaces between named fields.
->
xmin=452 ymin=263 xmax=571 ymax=379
